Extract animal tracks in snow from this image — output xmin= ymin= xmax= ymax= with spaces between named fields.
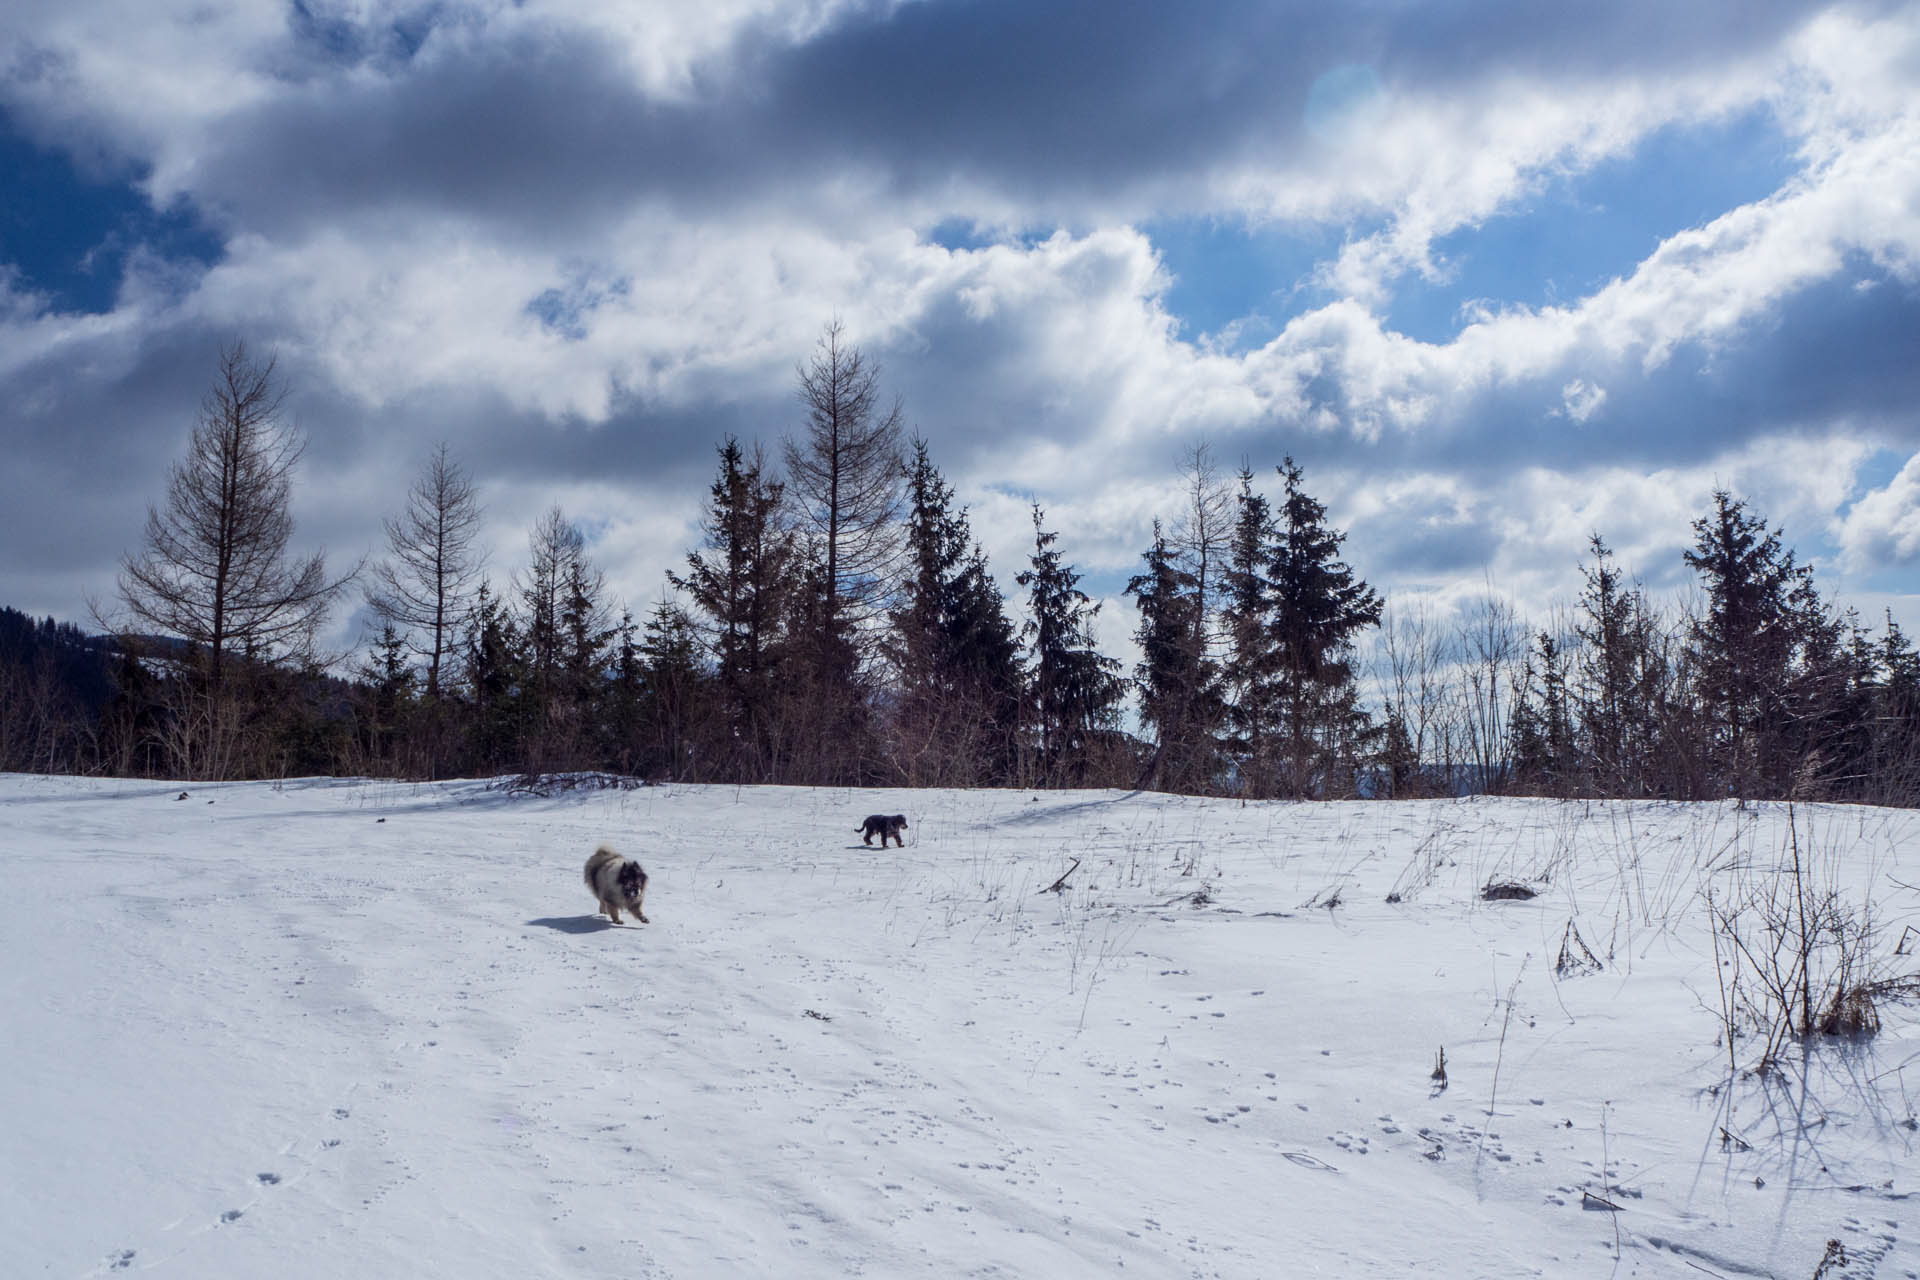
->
xmin=86 ymin=1091 xmax=360 ymax=1276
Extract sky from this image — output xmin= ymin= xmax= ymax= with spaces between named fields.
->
xmin=3 ymin=0 xmax=1919 ymax=672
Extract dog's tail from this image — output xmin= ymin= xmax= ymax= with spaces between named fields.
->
xmin=585 ymin=843 xmax=620 ymax=886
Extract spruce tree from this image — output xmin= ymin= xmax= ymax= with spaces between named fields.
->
xmin=462 ymin=582 xmax=526 ymax=773
xmin=559 ymin=545 xmax=615 ymax=763
xmin=891 ymin=441 xmax=1022 ymax=784
xmin=356 ymin=623 xmax=416 ymax=772
xmin=670 ymin=438 xmax=795 ymax=778
xmin=1510 ymin=629 xmax=1574 ymax=793
xmin=513 ymin=506 xmax=608 ymax=769
xmin=1378 ymin=701 xmax=1419 ymax=799
xmin=1265 ymin=457 xmax=1381 ymax=797
xmin=1126 ymin=520 xmax=1221 ymax=793
xmin=1789 ymin=603 xmax=1876 ymax=798
xmin=1221 ymin=467 xmax=1277 ymax=794
xmin=1574 ymin=535 xmax=1666 ymax=796
xmin=606 ymin=609 xmax=645 ymax=774
xmin=1683 ymin=491 xmax=1817 ymax=796
xmin=1017 ymin=504 xmax=1123 ymax=785
xmin=641 ymin=601 xmax=707 ymax=779
xmin=1869 ymin=614 xmax=1920 ymax=802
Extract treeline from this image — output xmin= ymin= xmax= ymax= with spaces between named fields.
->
xmin=1373 ymin=517 xmax=1920 ymax=806
xmin=5 ymin=331 xmax=1917 ymax=804
xmin=0 ymin=604 xmax=364 ymax=781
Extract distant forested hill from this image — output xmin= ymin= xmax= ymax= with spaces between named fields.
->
xmin=0 ymin=605 xmax=117 ymax=772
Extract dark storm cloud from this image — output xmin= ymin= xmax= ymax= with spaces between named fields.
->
xmin=874 ymin=284 xmax=1118 ymax=470
xmin=0 ymin=324 xmax=263 ymax=618
xmin=286 ymin=374 xmax=759 ymax=487
xmin=1330 ymin=496 xmax=1499 ymax=580
xmin=1701 ymin=268 xmax=1920 ymax=444
xmin=1452 ymin=268 xmax=1920 ymax=476
xmin=183 ymin=0 xmax=1833 ymax=239
xmin=1376 ymin=0 xmax=1830 ymax=84
xmin=0 ymin=327 xmax=240 ymax=550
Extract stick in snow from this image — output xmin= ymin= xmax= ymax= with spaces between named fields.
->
xmin=1039 ymin=858 xmax=1082 ymax=895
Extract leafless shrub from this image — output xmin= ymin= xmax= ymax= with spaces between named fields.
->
xmin=1707 ymin=805 xmax=1909 ymax=1070
xmin=1458 ymin=591 xmax=1525 ymax=795
xmin=1386 ymin=821 xmax=1456 ymax=903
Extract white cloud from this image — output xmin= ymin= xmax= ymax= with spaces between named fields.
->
xmin=1838 ymin=452 xmax=1920 ymax=572
xmin=1557 ymin=379 xmax=1606 ymax=422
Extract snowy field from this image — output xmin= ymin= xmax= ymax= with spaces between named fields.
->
xmin=5 ymin=774 xmax=1920 ymax=1278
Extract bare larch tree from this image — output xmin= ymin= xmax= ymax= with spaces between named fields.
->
xmin=366 ymin=442 xmax=485 ymax=698
xmin=783 ymin=319 xmax=905 ymax=661
xmin=118 ymin=343 xmax=350 ymax=696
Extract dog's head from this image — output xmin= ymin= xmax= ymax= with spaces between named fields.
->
xmin=891 ymin=815 xmax=908 ymax=828
xmin=616 ymin=861 xmax=648 ymax=908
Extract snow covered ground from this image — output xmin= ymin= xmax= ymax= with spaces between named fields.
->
xmin=4 ymin=773 xmax=1920 ymax=1278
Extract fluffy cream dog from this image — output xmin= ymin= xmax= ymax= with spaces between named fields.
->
xmin=583 ymin=844 xmax=649 ymax=924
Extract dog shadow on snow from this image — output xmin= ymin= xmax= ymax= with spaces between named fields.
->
xmin=525 ymin=915 xmax=624 ymax=934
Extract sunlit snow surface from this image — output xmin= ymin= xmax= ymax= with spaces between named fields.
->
xmin=4 ymin=774 xmax=1918 ymax=1277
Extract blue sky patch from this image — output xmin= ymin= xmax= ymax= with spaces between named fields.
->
xmin=526 ymin=271 xmax=632 ymax=342
xmin=925 ymin=220 xmax=1071 ymax=257
xmin=1853 ymin=446 xmax=1911 ymax=500
xmin=1144 ymin=216 xmax=1347 ymax=349
xmin=1387 ymin=107 xmax=1800 ymax=342
xmin=0 ymin=113 xmax=223 ymax=315
xmin=927 ymin=218 xmax=1001 ymax=254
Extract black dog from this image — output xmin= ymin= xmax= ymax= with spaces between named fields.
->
xmin=858 ymin=814 xmax=908 ymax=847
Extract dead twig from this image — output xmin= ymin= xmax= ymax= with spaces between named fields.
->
xmin=1039 ymin=858 xmax=1081 ymax=895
